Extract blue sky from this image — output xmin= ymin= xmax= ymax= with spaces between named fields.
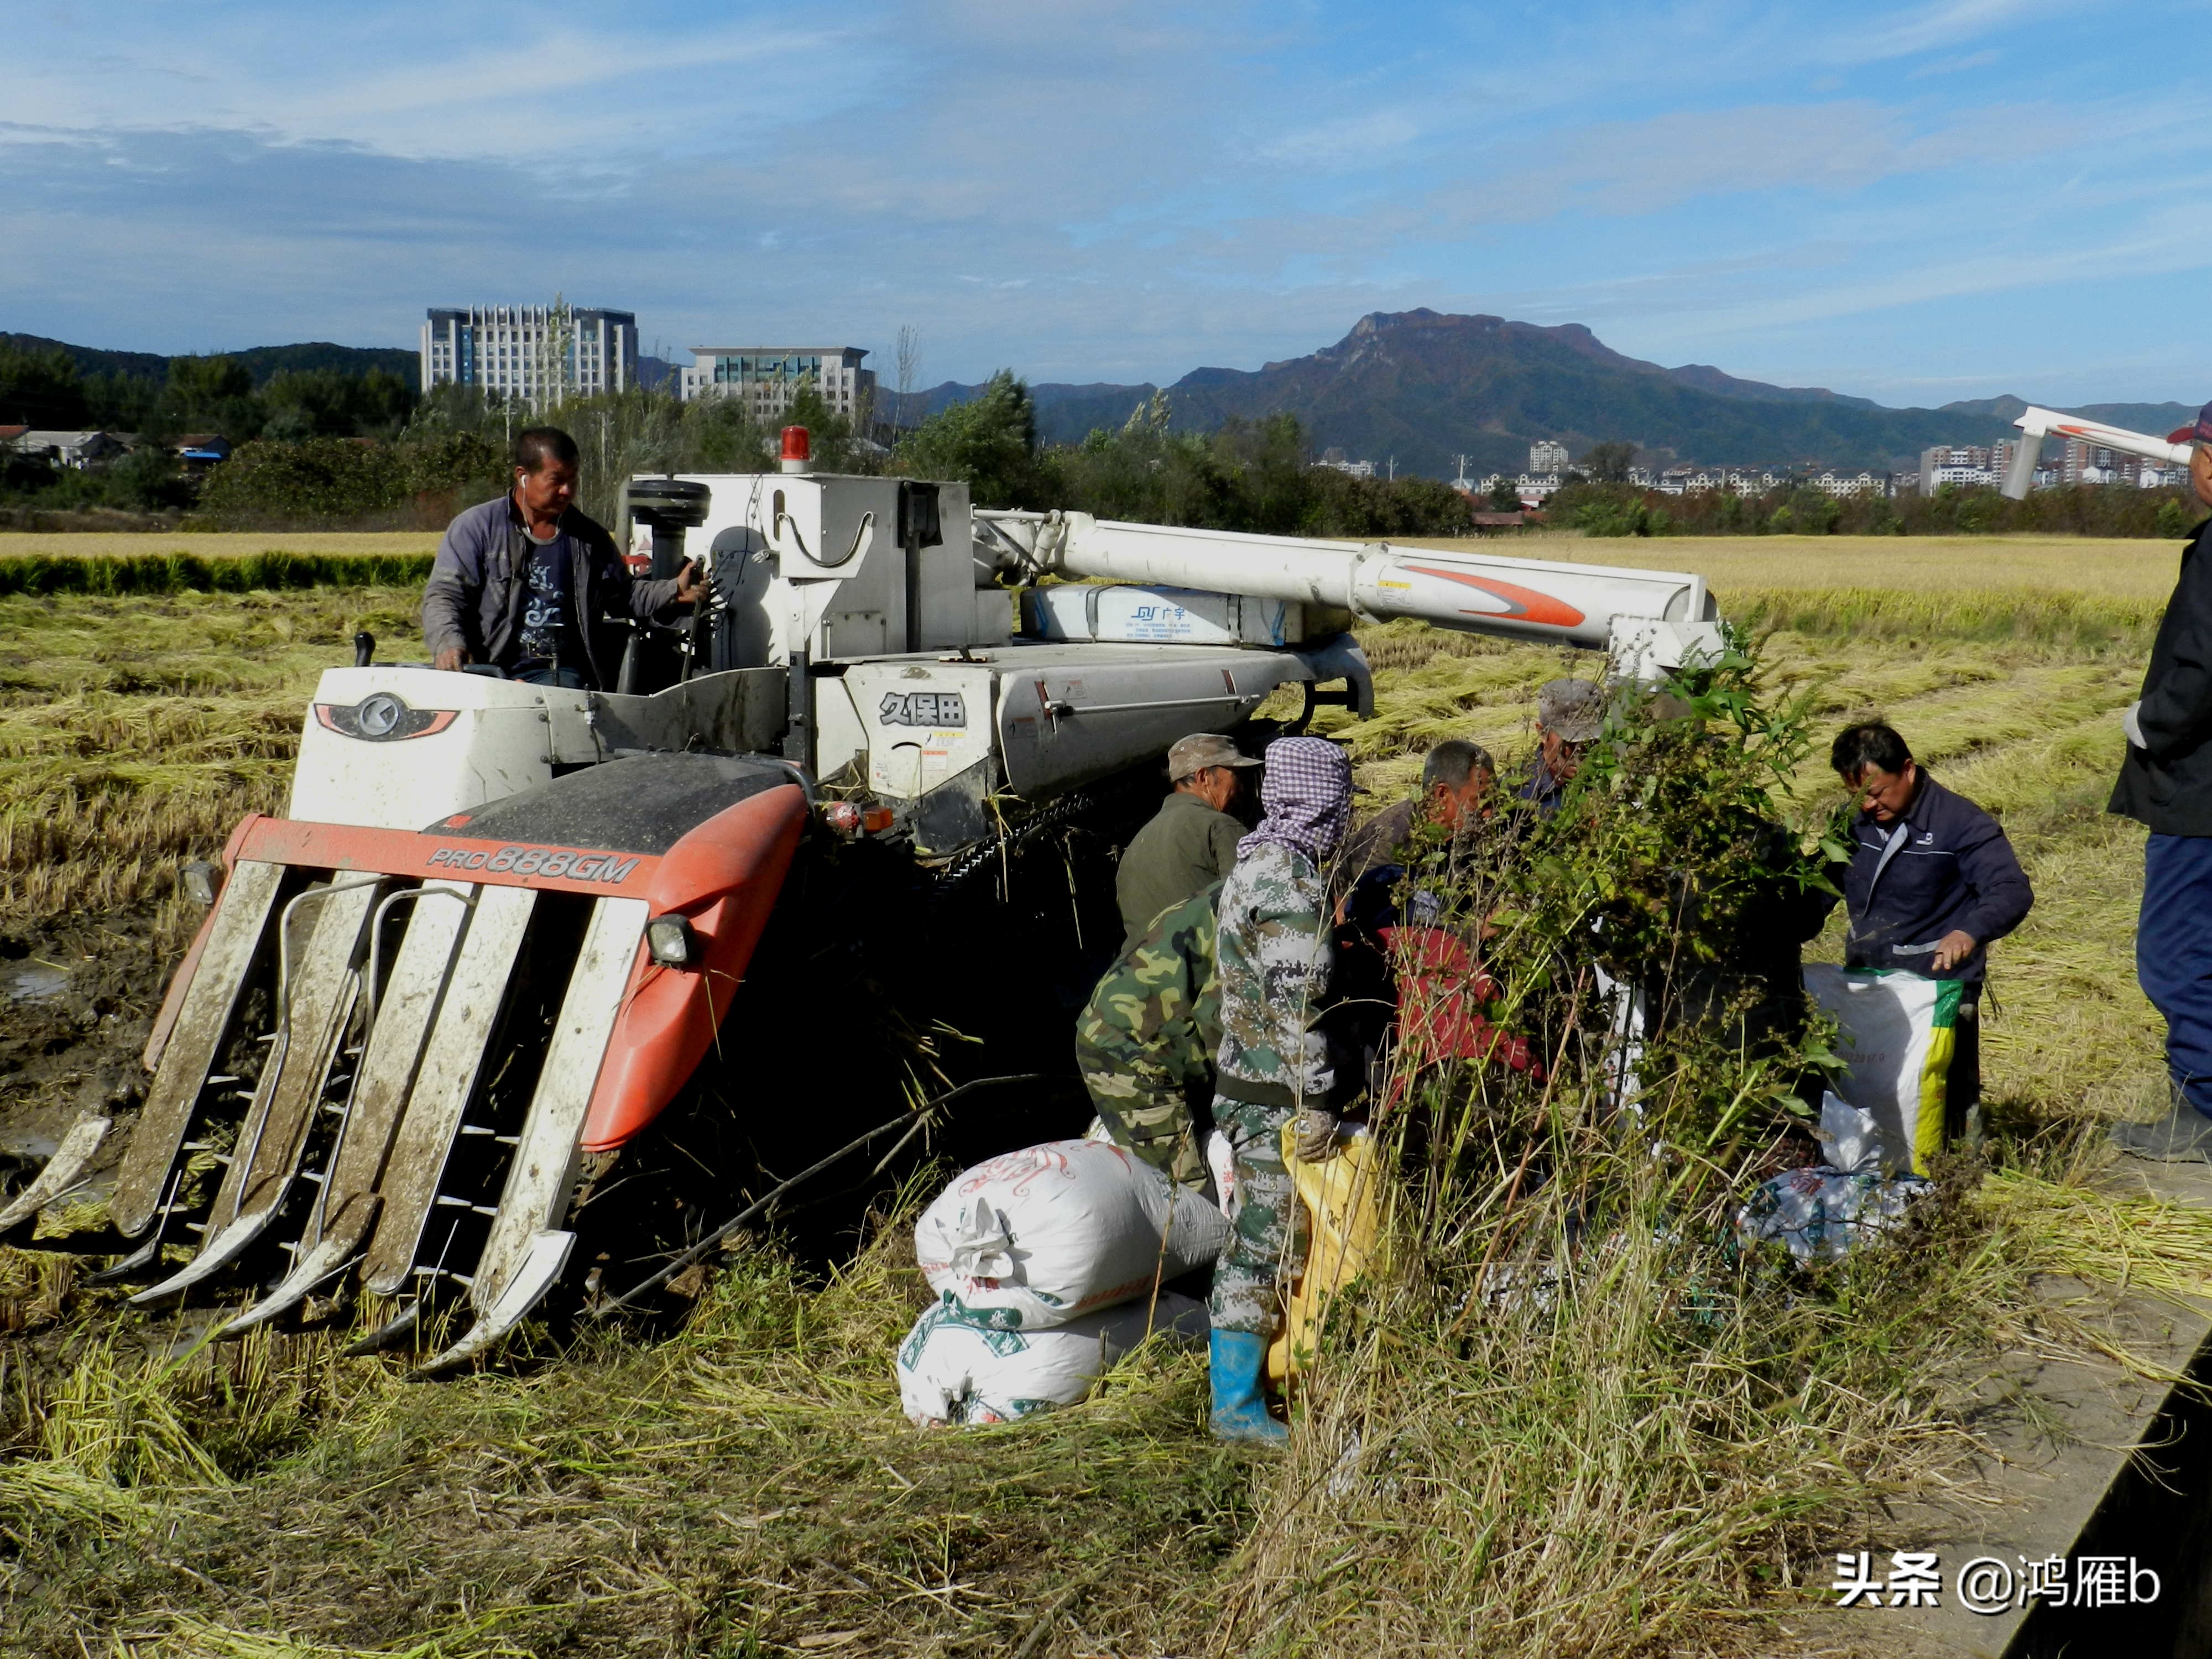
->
xmin=4 ymin=1 xmax=2207 ymax=407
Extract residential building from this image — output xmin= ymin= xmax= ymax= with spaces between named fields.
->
xmin=1479 ymin=472 xmax=1562 ymax=504
xmin=680 ymin=347 xmax=874 ymax=419
xmin=420 ymin=305 xmax=639 ymax=399
xmin=1921 ymin=445 xmax=1994 ymax=490
xmin=1318 ymin=450 xmax=1377 ymax=479
xmin=7 ymin=430 xmax=128 ymax=468
xmin=1814 ymin=471 xmax=1891 ymax=498
xmin=1528 ymin=438 xmax=1570 ymax=474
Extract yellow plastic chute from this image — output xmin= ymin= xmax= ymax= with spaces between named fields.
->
xmin=1267 ymin=1125 xmax=1387 ymax=1386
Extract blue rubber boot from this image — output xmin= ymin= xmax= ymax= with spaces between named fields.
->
xmin=1208 ymin=1329 xmax=1289 ymax=1445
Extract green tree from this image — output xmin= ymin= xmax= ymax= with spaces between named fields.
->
xmin=1768 ymin=484 xmax=1841 ymax=535
xmin=0 ymin=343 xmax=88 ymax=427
xmin=165 ymin=355 xmax=260 ymax=437
xmin=896 ymin=369 xmax=1044 ymax=508
xmin=1486 ymin=476 xmax=1521 ymax=510
xmin=1582 ymin=441 xmax=1637 ymax=483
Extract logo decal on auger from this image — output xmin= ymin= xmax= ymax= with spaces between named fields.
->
xmin=425 ymin=844 xmax=641 ymax=882
xmin=879 ymin=691 xmax=966 ymax=728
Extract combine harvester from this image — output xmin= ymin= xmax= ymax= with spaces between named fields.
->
xmin=0 ymin=432 xmax=1723 ymax=1371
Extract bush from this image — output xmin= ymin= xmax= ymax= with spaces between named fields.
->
xmin=196 ymin=435 xmax=503 ymax=528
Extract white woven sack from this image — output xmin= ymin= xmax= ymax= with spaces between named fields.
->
xmin=896 ymin=1291 xmax=1208 ymax=1427
xmin=1802 ymin=964 xmax=1960 ymax=1177
xmin=914 ymin=1138 xmax=1229 ymax=1329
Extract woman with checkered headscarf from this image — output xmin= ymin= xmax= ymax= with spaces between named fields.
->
xmin=1205 ymin=735 xmax=1353 ymax=1444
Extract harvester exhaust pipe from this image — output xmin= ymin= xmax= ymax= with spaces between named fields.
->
xmin=2003 ymin=405 xmax=2195 ymax=501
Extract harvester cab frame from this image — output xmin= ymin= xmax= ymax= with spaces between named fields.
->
xmin=1 ymin=441 xmax=1725 ymax=1373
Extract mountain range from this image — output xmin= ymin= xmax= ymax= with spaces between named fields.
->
xmin=1 ymin=332 xmax=420 ymax=387
xmin=11 ymin=313 xmax=2195 ymax=478
xmin=901 ymin=309 xmax=2198 ymax=479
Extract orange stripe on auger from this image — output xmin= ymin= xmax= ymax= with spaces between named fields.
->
xmin=1400 ymin=565 xmax=1587 ymax=629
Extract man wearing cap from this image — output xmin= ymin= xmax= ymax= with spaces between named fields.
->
xmin=2112 ymin=408 xmax=2212 ymax=1159
xmin=1519 ymin=679 xmax=1605 ymax=814
xmin=1207 ymin=735 xmax=1355 ymax=1444
xmin=1115 ymin=732 xmax=1260 ymax=953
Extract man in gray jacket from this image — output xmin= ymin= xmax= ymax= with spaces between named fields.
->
xmin=422 ymin=426 xmax=700 ymax=688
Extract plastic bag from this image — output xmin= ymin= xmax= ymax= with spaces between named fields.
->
xmin=915 ymin=1139 xmax=1229 ymax=1330
xmin=1813 ymin=1090 xmax=1885 ymax=1175
xmin=1736 ymin=1165 xmax=1928 ymax=1263
xmin=1802 ymin=965 xmax=1962 ymax=1177
xmin=896 ymin=1291 xmax=1208 ymax=1427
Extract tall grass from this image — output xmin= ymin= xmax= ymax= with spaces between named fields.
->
xmin=1223 ymin=645 xmax=2060 ymax=1654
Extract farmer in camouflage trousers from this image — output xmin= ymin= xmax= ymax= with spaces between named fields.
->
xmin=1207 ymin=734 xmax=1356 ymax=1444
xmin=1074 ymin=884 xmax=1222 ymax=1194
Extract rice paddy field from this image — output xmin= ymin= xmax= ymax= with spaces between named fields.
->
xmin=0 ymin=532 xmax=2201 ymax=1658
xmin=0 ymin=533 xmax=439 ymax=561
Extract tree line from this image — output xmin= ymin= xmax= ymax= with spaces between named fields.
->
xmin=8 ymin=353 xmax=1478 ymax=538
xmin=1547 ymin=477 xmax=2205 ymax=540
xmin=0 ymin=338 xmax=420 ymax=517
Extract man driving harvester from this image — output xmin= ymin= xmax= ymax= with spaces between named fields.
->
xmin=423 ymin=426 xmax=702 ymax=688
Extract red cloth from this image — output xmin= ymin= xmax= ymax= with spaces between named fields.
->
xmin=1378 ymin=924 xmax=1542 ymax=1109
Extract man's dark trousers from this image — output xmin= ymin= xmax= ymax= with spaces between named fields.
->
xmin=2140 ymin=833 xmax=2212 ymax=1115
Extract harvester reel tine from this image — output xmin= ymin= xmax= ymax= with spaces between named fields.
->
xmin=217 ymin=1233 xmax=366 ymax=1338
xmin=86 ymin=1168 xmax=185 ymax=1284
xmin=126 ymin=1204 xmax=279 ymax=1305
xmin=413 ymin=1229 xmax=575 ymax=1378
xmin=341 ymin=1302 xmax=422 ymax=1357
xmin=0 ymin=1115 xmax=109 ymax=1234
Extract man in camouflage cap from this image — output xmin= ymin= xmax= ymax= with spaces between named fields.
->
xmin=1207 ymin=734 xmax=1356 ymax=1444
xmin=1517 ymin=677 xmax=1605 ymax=815
xmin=1074 ymin=883 xmax=1222 ymax=1193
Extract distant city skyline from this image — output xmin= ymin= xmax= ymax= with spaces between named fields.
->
xmin=6 ymin=3 xmax=2208 ymax=408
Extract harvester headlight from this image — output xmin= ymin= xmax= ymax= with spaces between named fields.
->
xmin=646 ymin=915 xmax=700 ymax=968
xmin=180 ymin=860 xmax=222 ymax=907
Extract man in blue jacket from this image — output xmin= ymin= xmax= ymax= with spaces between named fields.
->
xmin=422 ymin=426 xmax=700 ymax=689
xmin=2111 ymin=405 xmax=2212 ymax=1158
xmin=1830 ymin=723 xmax=2034 ymax=1141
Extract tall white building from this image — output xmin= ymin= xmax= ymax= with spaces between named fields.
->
xmin=420 ymin=305 xmax=638 ymax=399
xmin=1528 ymin=438 xmax=1571 ymax=474
xmin=680 ymin=347 xmax=874 ymax=419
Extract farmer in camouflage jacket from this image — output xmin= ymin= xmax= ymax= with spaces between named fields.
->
xmin=1207 ymin=735 xmax=1356 ymax=1444
xmin=1074 ymin=883 xmax=1222 ymax=1194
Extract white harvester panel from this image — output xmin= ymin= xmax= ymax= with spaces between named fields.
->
xmin=291 ymin=666 xmax=791 ymax=831
xmin=1019 ymin=584 xmax=1341 ymax=648
xmin=291 ymin=669 xmax=560 ymax=830
xmin=679 ymin=472 xmax=992 ymax=666
xmin=836 ymin=661 xmax=1001 ymax=800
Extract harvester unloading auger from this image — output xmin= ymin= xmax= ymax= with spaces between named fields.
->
xmin=0 ymin=446 xmax=1724 ymax=1372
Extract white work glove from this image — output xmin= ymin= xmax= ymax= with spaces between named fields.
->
xmin=2123 ymin=701 xmax=2147 ymax=750
xmin=1292 ymin=1107 xmax=1340 ymax=1162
